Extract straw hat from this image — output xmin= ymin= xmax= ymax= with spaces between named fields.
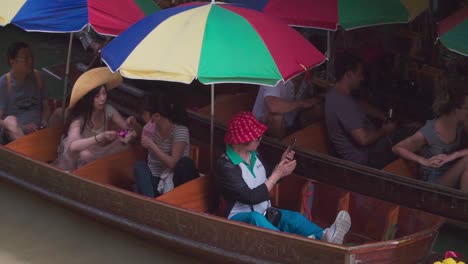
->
xmin=68 ymin=67 xmax=122 ymax=109
xmin=224 ymin=112 xmax=267 ymax=145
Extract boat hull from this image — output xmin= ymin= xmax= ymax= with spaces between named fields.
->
xmin=0 ymin=142 xmax=440 ymax=263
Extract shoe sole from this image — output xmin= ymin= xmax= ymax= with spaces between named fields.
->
xmin=329 ymin=211 xmax=351 ymax=244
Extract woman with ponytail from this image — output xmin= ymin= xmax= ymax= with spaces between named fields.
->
xmin=393 ymin=79 xmax=468 ymax=191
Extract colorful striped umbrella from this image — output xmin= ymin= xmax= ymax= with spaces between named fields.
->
xmin=102 ymin=1 xmax=325 ymax=170
xmin=438 ymin=7 xmax=468 ymax=57
xmin=225 ymin=0 xmax=428 ymax=30
xmin=0 ymin=0 xmax=160 ymax=35
xmin=102 ymin=2 xmax=325 ymax=86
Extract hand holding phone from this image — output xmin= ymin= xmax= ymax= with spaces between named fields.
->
xmin=284 ymin=137 xmax=296 ymax=161
xmin=118 ymin=129 xmax=137 ymax=144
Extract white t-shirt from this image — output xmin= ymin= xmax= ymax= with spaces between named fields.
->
xmin=252 ymin=79 xmax=311 ymax=127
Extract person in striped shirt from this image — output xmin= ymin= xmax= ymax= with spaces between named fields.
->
xmin=134 ymin=95 xmax=196 ymax=197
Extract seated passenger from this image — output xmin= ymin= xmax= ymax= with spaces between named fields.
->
xmin=393 ymin=80 xmax=468 ymax=191
xmin=134 ymin=95 xmax=197 ymax=197
xmin=325 ymin=52 xmax=414 ymax=169
xmin=252 ymin=72 xmax=322 ymax=138
xmin=216 ymin=112 xmax=351 ymax=244
xmin=0 ymin=42 xmax=51 ymax=142
xmin=52 ymin=67 xmax=138 ymax=171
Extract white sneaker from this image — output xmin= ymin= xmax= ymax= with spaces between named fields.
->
xmin=321 ymin=210 xmax=351 ymax=244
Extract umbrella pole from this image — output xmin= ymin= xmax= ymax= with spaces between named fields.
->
xmin=62 ymin=32 xmax=74 ymax=122
xmin=210 ymin=83 xmax=215 ymax=174
xmin=326 ymin=31 xmax=331 ymax=81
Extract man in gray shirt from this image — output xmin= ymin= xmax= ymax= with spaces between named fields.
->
xmin=325 ymin=53 xmax=397 ymax=168
xmin=0 ymin=42 xmax=50 ymax=141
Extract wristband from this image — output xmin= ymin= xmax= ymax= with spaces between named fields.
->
xmin=94 ymin=134 xmax=101 ymax=144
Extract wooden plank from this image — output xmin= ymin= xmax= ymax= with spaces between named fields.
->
xmin=73 ymin=146 xmax=145 ymax=190
xmin=382 ymin=158 xmax=418 ymax=179
xmin=282 ymin=121 xmax=331 ymax=155
xmin=157 ymin=175 xmax=215 ymax=213
xmin=197 ymin=92 xmax=257 ymax=125
xmin=349 ymin=193 xmax=398 ymax=242
xmin=5 ymin=125 xmax=63 ymax=162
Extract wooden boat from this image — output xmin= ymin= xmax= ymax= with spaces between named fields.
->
xmin=190 ymin=91 xmax=468 ymax=223
xmin=41 ymin=60 xmax=468 ymax=224
xmin=1 ymin=125 xmax=442 ymax=263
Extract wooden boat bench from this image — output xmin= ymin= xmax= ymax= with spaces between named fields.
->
xmin=197 ymin=91 xmax=257 ymax=125
xmin=73 ymin=146 xmax=146 ymax=190
xmin=382 ymin=158 xmax=419 ymax=179
xmin=282 ymin=121 xmax=331 ymax=155
xmin=157 ymin=175 xmax=216 ymax=213
xmin=157 ymin=172 xmax=281 ymax=215
xmin=279 ymin=175 xmax=419 ymax=243
xmin=159 ymin=172 xmax=442 ymax=247
xmin=5 ymin=125 xmax=63 ymax=163
xmin=73 ymin=144 xmax=200 ymax=191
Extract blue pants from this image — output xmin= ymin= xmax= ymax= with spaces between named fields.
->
xmin=134 ymin=161 xmax=160 ymax=198
xmin=230 ymin=209 xmax=323 ymax=239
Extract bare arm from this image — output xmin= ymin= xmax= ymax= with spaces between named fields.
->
xmin=449 ymin=149 xmax=468 ymax=160
xmin=392 ymin=132 xmax=428 ymax=165
xmin=145 ymin=138 xmax=187 ymax=170
xmin=112 ymin=111 xmax=142 ymax=134
xmin=265 ymin=96 xmax=303 ymax=115
xmin=351 ymin=121 xmax=396 ymax=146
xmin=68 ymin=120 xmax=97 ymax=153
xmin=68 ymin=119 xmax=117 ymax=153
xmin=111 ymin=110 xmax=130 ymax=130
xmin=358 ymin=101 xmax=386 ymax=121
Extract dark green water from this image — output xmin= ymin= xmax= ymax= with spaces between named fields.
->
xmin=0 ymin=181 xmax=199 ymax=264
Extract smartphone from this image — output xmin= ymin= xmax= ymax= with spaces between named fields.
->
xmin=286 ymin=137 xmax=296 ymax=159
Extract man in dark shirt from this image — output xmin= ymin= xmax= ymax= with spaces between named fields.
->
xmin=325 ymin=53 xmax=398 ymax=169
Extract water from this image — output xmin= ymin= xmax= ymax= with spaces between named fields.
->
xmin=0 ymin=181 xmax=199 ymax=264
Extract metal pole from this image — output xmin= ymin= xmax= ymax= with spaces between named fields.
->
xmin=326 ymin=31 xmax=331 ymax=81
xmin=62 ymin=32 xmax=74 ymax=122
xmin=210 ymin=83 xmax=215 ymax=174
